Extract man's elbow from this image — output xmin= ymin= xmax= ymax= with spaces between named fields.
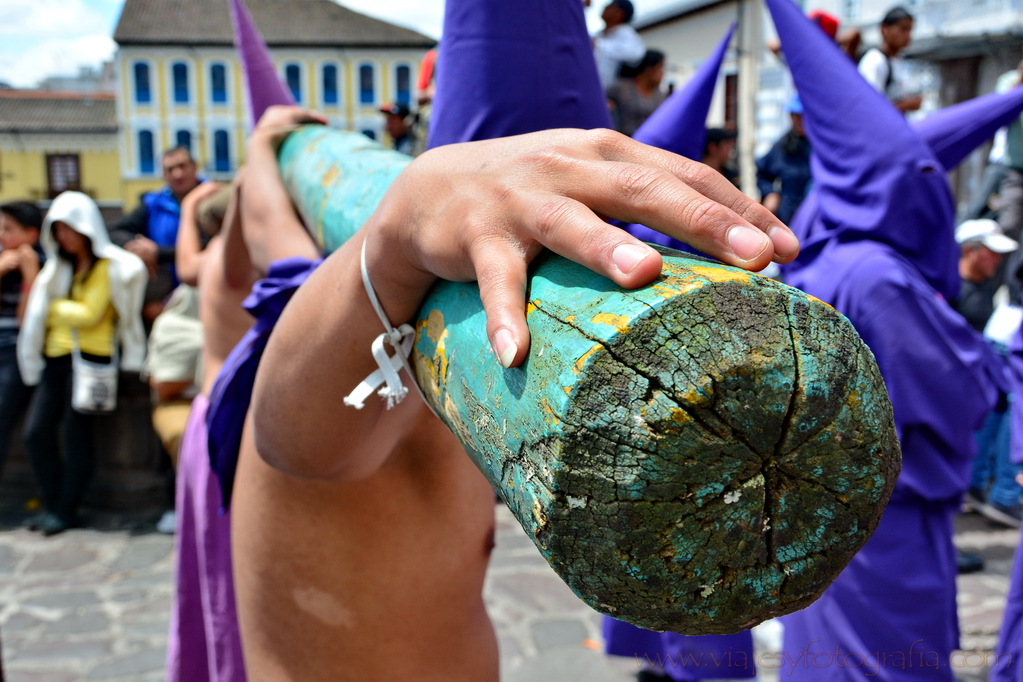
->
xmin=250 ymin=392 xmax=338 ymax=480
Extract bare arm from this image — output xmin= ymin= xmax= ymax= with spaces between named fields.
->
xmin=251 ymin=122 xmax=799 ymax=482
xmin=175 ymin=182 xmax=222 ymax=286
xmin=219 ymin=169 xmax=258 ymax=289
xmin=15 ymin=245 xmax=39 ymax=323
xmin=238 ymin=112 xmax=324 ymax=275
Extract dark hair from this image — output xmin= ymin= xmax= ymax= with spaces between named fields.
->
xmin=703 ymin=127 xmax=737 ymax=156
xmin=621 ymin=49 xmax=665 ymax=78
xmin=615 ymin=0 xmax=635 ymax=23
xmin=0 ymin=201 xmax=43 ymax=231
xmin=881 ymin=6 xmax=913 ymax=25
xmin=162 ymin=146 xmax=195 ymax=164
xmin=51 ymin=221 xmax=95 ymax=271
xmin=196 ymin=185 xmax=233 ymax=237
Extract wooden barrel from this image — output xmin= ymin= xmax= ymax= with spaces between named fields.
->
xmin=278 ymin=126 xmax=900 ymax=634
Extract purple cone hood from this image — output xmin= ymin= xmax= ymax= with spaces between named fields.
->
xmin=427 ymin=0 xmax=612 ymax=149
xmin=633 ymin=23 xmax=735 ymax=159
xmin=229 ymin=0 xmax=295 ymax=126
xmin=769 ymin=0 xmax=958 ymax=301
xmin=914 ymin=85 xmax=1023 ymax=171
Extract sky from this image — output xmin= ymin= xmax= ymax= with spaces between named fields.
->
xmin=0 ymin=0 xmax=682 ymax=88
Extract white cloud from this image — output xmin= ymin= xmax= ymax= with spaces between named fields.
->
xmin=0 ymin=34 xmax=116 ymax=88
xmin=0 ymin=0 xmax=112 ymax=37
xmin=336 ymin=0 xmax=444 ymax=39
xmin=0 ymin=0 xmax=118 ymax=86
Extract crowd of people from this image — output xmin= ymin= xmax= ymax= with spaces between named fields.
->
xmin=4 ymin=0 xmax=1023 ymax=680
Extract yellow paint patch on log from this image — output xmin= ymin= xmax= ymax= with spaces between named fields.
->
xmin=322 ymin=164 xmax=339 ymax=188
xmin=574 ymin=344 xmax=603 ymax=374
xmin=541 ymin=397 xmax=561 ymax=426
xmin=687 ymin=264 xmax=753 ymax=285
xmin=591 ymin=312 xmax=630 ymax=333
xmin=416 ymin=309 xmax=451 ymax=398
xmin=424 ymin=308 xmax=446 ymax=343
xmin=527 ymin=300 xmax=539 ymax=317
xmin=807 ymin=294 xmax=835 ymax=311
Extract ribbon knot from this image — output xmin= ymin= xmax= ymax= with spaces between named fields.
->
xmin=343 ymin=239 xmax=419 ymax=411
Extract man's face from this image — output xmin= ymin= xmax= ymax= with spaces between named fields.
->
xmin=963 ymin=244 xmax=1003 ymax=281
xmin=791 ymin=112 xmax=805 ymax=138
xmin=709 ymin=139 xmax=736 ymax=165
xmin=0 ymin=215 xmax=37 ymax=251
xmin=162 ymin=149 xmax=199 ymax=197
xmin=976 ymin=246 xmax=1003 ymax=281
xmin=384 ymin=113 xmax=410 ymax=139
xmin=882 ymin=18 xmax=913 ymax=53
xmin=602 ymin=2 xmax=623 ymax=26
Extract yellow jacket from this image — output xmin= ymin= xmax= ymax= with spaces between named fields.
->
xmin=44 ymin=258 xmax=117 ymax=358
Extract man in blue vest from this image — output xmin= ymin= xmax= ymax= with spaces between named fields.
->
xmin=111 ymin=146 xmax=204 ymax=323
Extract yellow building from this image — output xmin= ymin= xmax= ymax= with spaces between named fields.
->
xmin=113 ymin=0 xmax=436 ymax=209
xmin=0 ymin=91 xmax=121 ymax=209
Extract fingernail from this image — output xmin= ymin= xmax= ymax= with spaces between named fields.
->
xmin=768 ymin=226 xmax=800 ymax=258
xmin=727 ymin=226 xmax=771 ymax=262
xmin=613 ymin=243 xmax=651 ymax=275
xmin=492 ymin=328 xmax=518 ymax=368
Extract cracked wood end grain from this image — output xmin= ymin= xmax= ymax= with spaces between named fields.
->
xmin=413 ymin=248 xmax=899 ymax=635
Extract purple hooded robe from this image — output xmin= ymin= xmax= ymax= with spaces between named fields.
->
xmin=767 ymin=0 xmax=1004 ymax=678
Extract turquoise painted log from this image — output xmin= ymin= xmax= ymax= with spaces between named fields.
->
xmin=278 ymin=125 xmax=411 ymax=253
xmin=277 ymin=125 xmax=901 ymax=634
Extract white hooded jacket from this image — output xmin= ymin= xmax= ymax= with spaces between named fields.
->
xmin=18 ymin=191 xmax=148 ymax=385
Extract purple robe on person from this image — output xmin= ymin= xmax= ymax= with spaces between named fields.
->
xmin=206 ymin=257 xmax=322 ymax=507
xmin=166 ymin=395 xmax=246 ymax=682
xmin=991 ymin=324 xmax=1023 ymax=681
xmin=166 ymin=4 xmax=297 ymax=679
xmin=766 ymin=0 xmax=1003 ymax=677
xmin=604 ymin=618 xmax=755 ymax=680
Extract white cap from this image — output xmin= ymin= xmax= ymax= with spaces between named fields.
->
xmin=955 ymin=219 xmax=1019 ymax=254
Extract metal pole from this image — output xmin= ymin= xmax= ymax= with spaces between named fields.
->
xmin=737 ymin=0 xmax=762 ymax=197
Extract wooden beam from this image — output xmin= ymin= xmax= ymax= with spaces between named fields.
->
xmin=278 ymin=125 xmax=900 ymax=634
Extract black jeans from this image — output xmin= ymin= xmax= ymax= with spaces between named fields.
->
xmin=23 ymin=354 xmax=105 ymax=522
xmin=0 ymin=345 xmax=31 ymax=478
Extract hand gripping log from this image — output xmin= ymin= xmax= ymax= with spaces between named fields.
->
xmin=278 ymin=126 xmax=900 ymax=635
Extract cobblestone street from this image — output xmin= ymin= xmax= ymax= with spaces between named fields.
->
xmin=0 ymin=504 xmax=1017 ymax=681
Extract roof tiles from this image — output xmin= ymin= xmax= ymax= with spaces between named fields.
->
xmin=114 ymin=0 xmax=435 ymax=48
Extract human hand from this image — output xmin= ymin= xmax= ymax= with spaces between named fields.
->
xmin=364 ymin=128 xmax=799 ymax=368
xmin=763 ymin=192 xmax=782 ymax=215
xmin=0 ymin=249 xmax=20 ymax=276
xmin=126 ymin=236 xmax=159 ymax=277
xmin=16 ymin=244 xmax=39 ymax=279
xmin=249 ymin=106 xmax=328 ymax=153
xmin=898 ymin=95 xmax=923 ymax=112
xmin=182 ymin=181 xmax=222 ymax=210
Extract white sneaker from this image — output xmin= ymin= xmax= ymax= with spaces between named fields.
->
xmin=157 ymin=510 xmax=177 ymax=534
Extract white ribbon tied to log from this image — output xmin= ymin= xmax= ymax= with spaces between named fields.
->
xmin=344 ymin=239 xmax=417 ymax=410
